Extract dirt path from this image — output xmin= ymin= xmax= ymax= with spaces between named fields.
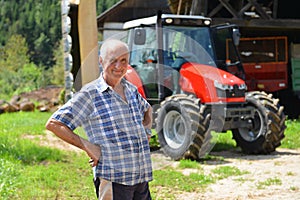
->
xmin=152 ymin=148 xmax=300 ymax=200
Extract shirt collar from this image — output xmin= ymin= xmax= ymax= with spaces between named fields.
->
xmin=98 ymin=73 xmax=127 ymax=93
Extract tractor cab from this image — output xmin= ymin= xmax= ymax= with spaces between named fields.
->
xmin=124 ymin=13 xmax=245 ymax=104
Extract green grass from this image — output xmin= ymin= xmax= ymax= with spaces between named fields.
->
xmin=150 ymin=169 xmax=214 ymax=199
xmin=0 ymin=112 xmax=94 ymax=199
xmin=0 ymin=112 xmax=299 ymax=199
xmin=0 ymin=111 xmax=49 ymax=136
xmin=11 ymin=154 xmax=94 ymax=199
xmin=281 ymin=119 xmax=300 ymax=149
xmin=178 ymin=159 xmax=203 ymax=169
xmin=151 ymin=168 xmax=214 ymax=192
xmin=211 ymin=131 xmax=237 ymax=152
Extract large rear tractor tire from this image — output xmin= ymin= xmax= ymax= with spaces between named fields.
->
xmin=232 ymin=91 xmax=286 ymax=154
xmin=155 ymin=94 xmax=211 ymax=160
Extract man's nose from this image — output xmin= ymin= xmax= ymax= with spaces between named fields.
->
xmin=115 ymin=60 xmax=124 ymax=68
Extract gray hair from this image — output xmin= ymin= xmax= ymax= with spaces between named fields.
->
xmin=99 ymin=39 xmax=129 ymax=61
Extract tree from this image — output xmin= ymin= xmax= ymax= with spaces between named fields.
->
xmin=17 ymin=63 xmax=42 ymax=93
xmin=0 ymin=34 xmax=30 ymax=72
xmin=0 ymin=34 xmax=44 ymax=98
xmin=51 ymin=40 xmax=64 ymax=86
xmin=0 ymin=0 xmax=61 ymax=68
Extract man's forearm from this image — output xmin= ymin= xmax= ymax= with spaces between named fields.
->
xmin=45 ymin=119 xmax=87 ymax=150
xmin=45 ymin=119 xmax=101 ymax=166
xmin=143 ymin=107 xmax=153 ymax=129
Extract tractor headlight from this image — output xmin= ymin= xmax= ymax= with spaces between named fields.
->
xmin=238 ymin=83 xmax=247 ymax=90
xmin=204 ymin=20 xmax=211 ymax=25
xmin=214 ymin=81 xmax=233 ymax=90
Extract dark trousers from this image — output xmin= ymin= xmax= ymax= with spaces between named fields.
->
xmin=93 ymin=177 xmax=152 ymax=200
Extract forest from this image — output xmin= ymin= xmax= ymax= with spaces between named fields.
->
xmin=0 ymin=0 xmax=119 ymax=99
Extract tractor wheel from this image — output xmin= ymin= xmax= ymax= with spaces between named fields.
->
xmin=155 ymin=94 xmax=210 ymax=160
xmin=232 ymin=91 xmax=286 ymax=154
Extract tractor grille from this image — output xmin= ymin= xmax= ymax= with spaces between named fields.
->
xmin=216 ymin=84 xmax=245 ymax=98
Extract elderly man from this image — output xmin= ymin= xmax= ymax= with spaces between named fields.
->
xmin=46 ymin=39 xmax=153 ymax=200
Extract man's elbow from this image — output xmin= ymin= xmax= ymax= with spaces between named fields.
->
xmin=45 ymin=119 xmax=57 ymax=132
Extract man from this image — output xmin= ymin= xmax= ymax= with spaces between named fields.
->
xmin=46 ymin=39 xmax=153 ymax=200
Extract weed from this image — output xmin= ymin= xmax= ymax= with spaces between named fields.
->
xmin=256 ymin=177 xmax=282 ymax=189
xmin=212 ymin=166 xmax=249 ymax=179
xmin=287 ymin=171 xmax=295 ymax=176
xmin=290 ymin=186 xmax=299 ymax=191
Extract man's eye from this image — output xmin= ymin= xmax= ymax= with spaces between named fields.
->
xmin=121 ymin=58 xmax=128 ymax=63
xmin=110 ymin=60 xmax=117 ymax=65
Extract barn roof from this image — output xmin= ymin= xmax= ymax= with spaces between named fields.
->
xmin=97 ymin=0 xmax=171 ymax=28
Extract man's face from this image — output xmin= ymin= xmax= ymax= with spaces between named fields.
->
xmin=101 ymin=46 xmax=129 ymax=82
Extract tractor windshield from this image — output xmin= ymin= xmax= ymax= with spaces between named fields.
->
xmin=162 ymin=26 xmax=216 ymax=68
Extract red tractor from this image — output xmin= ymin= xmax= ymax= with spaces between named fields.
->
xmin=122 ymin=13 xmax=286 ymax=160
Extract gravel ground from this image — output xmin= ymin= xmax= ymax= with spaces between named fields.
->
xmin=152 ymin=148 xmax=300 ymax=200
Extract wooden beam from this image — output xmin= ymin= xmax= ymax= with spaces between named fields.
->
xmin=78 ymin=0 xmax=100 ymax=86
xmin=248 ymin=0 xmax=271 ymax=19
xmin=177 ymin=0 xmax=183 ymax=15
xmin=219 ymin=0 xmax=239 ymax=18
xmin=190 ymin=0 xmax=207 ymax=16
xmin=190 ymin=0 xmax=198 ymax=15
xmin=231 ymin=0 xmax=244 ymax=11
xmin=272 ymin=0 xmax=278 ymax=19
xmin=212 ymin=18 xmax=300 ymax=30
xmin=208 ymin=1 xmax=224 ymax=17
xmin=237 ymin=2 xmax=252 ymax=18
xmin=200 ymin=0 xmax=208 ymax=16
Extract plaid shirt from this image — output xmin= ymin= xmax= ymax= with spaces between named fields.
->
xmin=51 ymin=74 xmax=153 ymax=185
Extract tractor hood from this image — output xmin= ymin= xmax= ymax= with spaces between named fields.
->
xmin=179 ymin=62 xmax=247 ymax=103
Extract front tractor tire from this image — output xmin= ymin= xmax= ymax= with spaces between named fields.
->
xmin=232 ymin=91 xmax=286 ymax=154
xmin=155 ymin=94 xmax=210 ymax=160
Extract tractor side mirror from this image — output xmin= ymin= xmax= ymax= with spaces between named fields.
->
xmin=134 ymin=28 xmax=146 ymax=45
xmin=232 ymin=28 xmax=240 ymax=46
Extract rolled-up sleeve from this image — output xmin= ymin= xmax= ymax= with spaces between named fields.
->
xmin=51 ymin=91 xmax=94 ymax=131
xmin=136 ymin=90 xmax=151 ymax=114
